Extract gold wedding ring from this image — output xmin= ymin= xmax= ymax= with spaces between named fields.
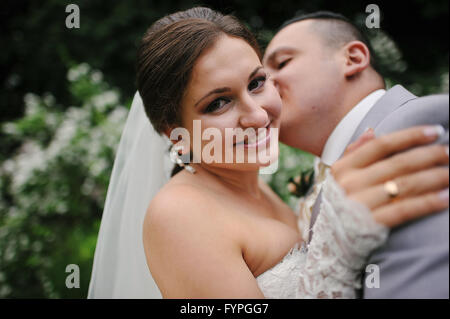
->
xmin=384 ymin=180 xmax=400 ymax=199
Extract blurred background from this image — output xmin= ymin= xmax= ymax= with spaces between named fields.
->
xmin=0 ymin=0 xmax=448 ymax=298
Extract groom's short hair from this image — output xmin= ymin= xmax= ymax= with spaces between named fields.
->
xmin=279 ymin=11 xmax=381 ymax=74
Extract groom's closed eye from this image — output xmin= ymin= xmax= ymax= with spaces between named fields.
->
xmin=276 ymin=58 xmax=292 ymax=70
xmin=264 ymin=46 xmax=297 ymax=69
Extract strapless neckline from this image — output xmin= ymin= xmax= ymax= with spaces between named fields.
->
xmin=256 ymin=242 xmax=306 ymax=298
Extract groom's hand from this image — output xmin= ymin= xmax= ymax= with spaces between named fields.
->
xmin=331 ymin=125 xmax=449 ymax=228
xmin=342 ymin=128 xmax=375 ymax=155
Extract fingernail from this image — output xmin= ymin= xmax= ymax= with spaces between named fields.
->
xmin=424 ymin=125 xmax=445 ymax=137
xmin=439 ymin=188 xmax=449 ymax=202
xmin=363 ymin=127 xmax=375 ymax=137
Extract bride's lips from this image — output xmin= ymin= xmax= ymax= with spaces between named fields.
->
xmin=244 ymin=126 xmax=271 ymax=149
xmin=234 ymin=122 xmax=272 ymax=149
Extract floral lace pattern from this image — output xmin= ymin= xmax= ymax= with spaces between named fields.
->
xmin=257 ymin=172 xmax=389 ymax=299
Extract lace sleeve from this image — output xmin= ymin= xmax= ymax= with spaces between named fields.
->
xmin=296 ymin=172 xmax=389 ymax=299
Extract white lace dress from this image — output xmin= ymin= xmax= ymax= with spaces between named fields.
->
xmin=256 ymin=172 xmax=389 ymax=299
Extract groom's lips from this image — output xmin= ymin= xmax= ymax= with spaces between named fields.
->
xmin=234 ymin=122 xmax=272 ymax=146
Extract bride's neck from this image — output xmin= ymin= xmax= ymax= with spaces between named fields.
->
xmin=190 ymin=163 xmax=262 ymax=198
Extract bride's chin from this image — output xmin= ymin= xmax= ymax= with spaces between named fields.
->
xmin=194 ymin=149 xmax=280 ymax=172
xmin=208 ymin=159 xmax=279 ymax=171
xmin=233 ymin=151 xmax=280 ymax=170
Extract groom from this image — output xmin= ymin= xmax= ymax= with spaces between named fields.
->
xmin=263 ymin=11 xmax=449 ymax=298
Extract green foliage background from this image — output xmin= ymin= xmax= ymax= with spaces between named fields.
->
xmin=0 ymin=0 xmax=448 ymax=298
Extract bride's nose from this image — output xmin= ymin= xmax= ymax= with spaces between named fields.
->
xmin=238 ymin=98 xmax=270 ymax=129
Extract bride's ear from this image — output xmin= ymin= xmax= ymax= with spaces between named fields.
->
xmin=342 ymin=41 xmax=371 ymax=78
xmin=164 ymin=126 xmax=191 ymax=154
xmin=163 ymin=126 xmax=179 ymax=144
xmin=163 ymin=127 xmax=172 ymax=141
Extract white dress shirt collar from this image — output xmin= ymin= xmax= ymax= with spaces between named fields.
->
xmin=320 ymin=89 xmax=386 ymax=166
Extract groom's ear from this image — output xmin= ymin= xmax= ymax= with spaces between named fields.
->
xmin=342 ymin=41 xmax=370 ymax=79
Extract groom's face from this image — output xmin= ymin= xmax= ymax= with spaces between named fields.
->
xmin=263 ymin=20 xmax=344 ymax=153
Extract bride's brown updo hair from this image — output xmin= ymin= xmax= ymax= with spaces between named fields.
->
xmin=136 ymin=7 xmax=261 ymax=175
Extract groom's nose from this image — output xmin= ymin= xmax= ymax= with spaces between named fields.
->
xmin=273 ymin=80 xmax=281 ymax=94
xmin=268 ymin=74 xmax=281 ymax=95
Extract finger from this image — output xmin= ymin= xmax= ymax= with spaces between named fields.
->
xmin=372 ymin=189 xmax=449 ymax=228
xmin=349 ymin=167 xmax=449 ymax=210
xmin=336 ymin=125 xmax=445 ymax=171
xmin=347 ymin=144 xmax=449 ymax=190
xmin=343 ymin=128 xmax=375 ymax=156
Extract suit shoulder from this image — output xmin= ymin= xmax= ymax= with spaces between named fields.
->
xmin=376 ymin=92 xmax=448 ymax=131
xmin=401 ymin=91 xmax=448 ymax=112
xmin=413 ymin=92 xmax=448 ymax=106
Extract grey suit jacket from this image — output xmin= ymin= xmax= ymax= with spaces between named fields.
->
xmin=310 ymin=85 xmax=449 ymax=298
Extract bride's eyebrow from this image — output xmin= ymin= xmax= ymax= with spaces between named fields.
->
xmin=248 ymin=66 xmax=264 ymax=80
xmin=194 ymin=87 xmax=231 ymax=107
xmin=194 ymin=65 xmax=264 ymax=107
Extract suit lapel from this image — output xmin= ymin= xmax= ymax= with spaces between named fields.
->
xmin=349 ymin=85 xmax=417 ymax=144
xmin=309 ymin=85 xmax=417 ymax=241
xmin=308 ymin=189 xmax=322 ymax=243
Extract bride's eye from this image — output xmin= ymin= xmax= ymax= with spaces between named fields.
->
xmin=248 ymin=76 xmax=266 ymax=92
xmin=204 ymin=97 xmax=230 ymax=113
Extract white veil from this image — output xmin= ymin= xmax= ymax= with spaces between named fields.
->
xmin=87 ymin=92 xmax=171 ymax=298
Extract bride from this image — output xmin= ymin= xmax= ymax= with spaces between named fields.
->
xmin=88 ymin=7 xmax=449 ymax=298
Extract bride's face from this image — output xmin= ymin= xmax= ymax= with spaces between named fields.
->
xmin=178 ymin=35 xmax=282 ymax=171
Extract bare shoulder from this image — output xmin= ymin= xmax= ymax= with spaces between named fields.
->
xmin=144 ymin=181 xmax=226 ymax=235
xmin=142 ymin=182 xmax=261 ymax=298
xmin=143 ymin=181 xmax=236 ymax=261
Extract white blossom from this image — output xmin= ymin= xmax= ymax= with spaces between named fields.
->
xmin=9 ymin=141 xmax=47 ymax=192
xmin=67 ymin=63 xmax=90 ymax=82
xmin=90 ymin=70 xmax=103 ymax=83
xmin=24 ymin=93 xmax=41 ymax=115
xmin=2 ymin=122 xmax=18 ymax=135
xmin=91 ymin=90 xmax=119 ymax=112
